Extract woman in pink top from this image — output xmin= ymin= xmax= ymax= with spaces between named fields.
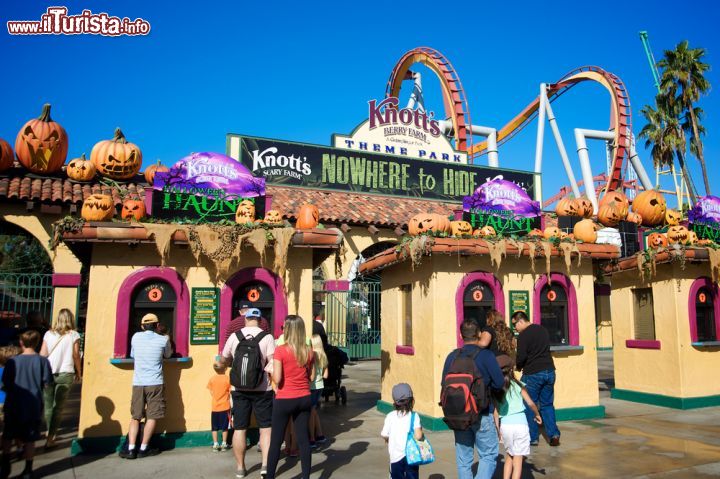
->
xmin=265 ymin=315 xmax=314 ymax=479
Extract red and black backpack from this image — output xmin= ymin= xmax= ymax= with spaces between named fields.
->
xmin=440 ymin=348 xmax=488 ymax=430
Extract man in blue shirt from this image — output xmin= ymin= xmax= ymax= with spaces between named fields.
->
xmin=119 ymin=313 xmax=173 ymax=459
xmin=442 ymin=320 xmax=504 ymax=479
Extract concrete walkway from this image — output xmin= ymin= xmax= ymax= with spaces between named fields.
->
xmin=17 ymin=353 xmax=720 ymax=478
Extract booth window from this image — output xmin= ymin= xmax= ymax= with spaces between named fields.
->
xmin=632 ymin=288 xmax=656 ymax=340
xmin=462 ymin=280 xmax=496 ymax=329
xmin=689 ymin=277 xmax=720 ymax=343
xmin=532 ymin=273 xmax=579 ymax=347
xmin=129 ymin=280 xmax=177 ymax=354
xmin=397 ymin=284 xmax=413 ymax=355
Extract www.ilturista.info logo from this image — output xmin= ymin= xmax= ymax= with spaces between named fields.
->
xmin=7 ymin=7 xmax=150 ymax=36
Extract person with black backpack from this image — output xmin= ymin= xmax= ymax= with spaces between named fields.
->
xmin=441 ymin=320 xmax=504 ymax=479
xmin=221 ymin=308 xmax=275 ymax=479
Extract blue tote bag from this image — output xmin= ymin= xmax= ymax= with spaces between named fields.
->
xmin=404 ymin=412 xmax=435 ymax=466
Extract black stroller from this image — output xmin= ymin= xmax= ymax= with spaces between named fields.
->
xmin=322 ymin=345 xmax=349 ymax=404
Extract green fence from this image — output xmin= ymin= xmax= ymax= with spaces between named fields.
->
xmin=325 ymin=281 xmax=381 ymax=360
xmin=0 ymin=273 xmax=54 ymax=325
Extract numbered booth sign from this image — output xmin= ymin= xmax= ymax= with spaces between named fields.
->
xmin=540 ymin=284 xmax=568 ymax=346
xmin=232 ymin=281 xmax=275 ymax=331
xmin=695 ymin=286 xmax=717 ymax=342
xmin=463 ymin=281 xmax=495 ymax=329
xmin=130 ymin=281 xmax=177 ymax=352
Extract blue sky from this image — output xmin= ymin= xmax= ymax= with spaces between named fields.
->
xmin=1 ymin=1 xmax=717 ymax=206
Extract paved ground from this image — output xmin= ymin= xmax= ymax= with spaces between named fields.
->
xmin=15 ymin=352 xmax=720 ymax=478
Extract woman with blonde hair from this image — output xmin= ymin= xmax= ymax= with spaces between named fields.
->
xmin=40 ymin=308 xmax=82 ymax=448
xmin=309 ymin=334 xmax=328 ymax=447
xmin=266 ymin=315 xmax=314 ymax=479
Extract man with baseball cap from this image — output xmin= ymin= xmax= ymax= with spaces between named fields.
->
xmin=221 ymin=302 xmax=270 ymax=348
xmin=119 ymin=313 xmax=173 ymax=459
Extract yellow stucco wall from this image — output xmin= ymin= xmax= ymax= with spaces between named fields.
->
xmin=595 ymin=294 xmax=613 ymax=349
xmin=79 ymin=242 xmax=314 ymax=438
xmin=379 ymin=253 xmax=600 ymax=419
xmin=610 ymin=262 xmax=720 ymax=399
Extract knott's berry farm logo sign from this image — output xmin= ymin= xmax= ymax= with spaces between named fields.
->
xmin=688 ymin=195 xmax=720 ymax=242
xmin=151 ymin=152 xmax=265 ymax=222
xmin=463 ymin=177 xmax=541 ymax=235
xmin=331 ymin=97 xmax=468 ymax=163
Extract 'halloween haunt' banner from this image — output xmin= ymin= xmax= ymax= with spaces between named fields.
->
xmin=462 ymin=177 xmax=542 ymax=235
xmin=688 ymin=196 xmax=720 ymax=242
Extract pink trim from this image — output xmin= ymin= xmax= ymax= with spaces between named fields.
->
xmin=455 ymin=271 xmax=505 ymax=348
xmin=626 ymin=339 xmax=661 ymax=349
xmin=453 ymin=209 xmax=464 ymax=221
xmin=324 ymin=280 xmax=350 ymax=291
xmin=219 ymin=267 xmax=288 ymax=351
xmin=688 ymin=277 xmax=720 ymax=342
xmin=114 ymin=267 xmax=190 ymax=358
xmin=396 ymin=345 xmax=415 ymax=355
xmin=52 ymin=273 xmax=81 ymax=287
xmin=144 ymin=187 xmax=153 ymax=216
xmin=532 ymin=273 xmax=579 ymax=346
xmin=265 ymin=194 xmax=273 ymax=212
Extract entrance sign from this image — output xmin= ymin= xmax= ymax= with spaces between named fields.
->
xmin=229 ymin=135 xmax=538 ymax=205
xmin=689 ymin=196 xmax=720 ymax=242
xmin=463 ymin=177 xmax=542 ymax=234
xmin=332 ymin=97 xmax=468 ymax=163
xmin=190 ymin=287 xmax=219 ymax=344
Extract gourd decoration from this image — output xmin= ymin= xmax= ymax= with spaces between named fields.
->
xmin=555 ymin=198 xmax=578 ymax=217
xmin=543 ymin=226 xmax=562 ymax=240
xmin=625 ymin=212 xmax=643 ymax=225
xmin=665 ymin=209 xmax=682 ymax=226
xmin=235 ymin=200 xmax=256 ymax=224
xmin=575 ymin=197 xmax=594 ymax=218
xmin=66 ymin=154 xmax=96 ymax=182
xmin=477 ymin=225 xmax=496 ymax=237
xmin=666 ymin=225 xmax=689 ymax=245
xmin=0 ymin=139 xmax=13 ymax=172
xmin=647 ymin=232 xmax=668 ymax=249
xmin=144 ymin=160 xmax=169 ymax=186
xmin=697 ymin=239 xmax=714 ymax=247
xmin=262 ymin=209 xmax=284 ymax=226
xmin=632 ymin=190 xmax=667 ymax=226
xmin=407 ymin=213 xmax=451 ymax=235
xmin=573 ymin=219 xmax=598 ymax=243
xmin=91 ymin=128 xmax=143 ymax=180
xmin=15 ymin=104 xmax=68 ymax=174
xmin=527 ymin=228 xmax=544 ymax=238
xmin=597 ymin=203 xmax=623 ymax=227
xmin=450 ymin=221 xmax=473 ymax=236
xmin=296 ymin=203 xmax=320 ymax=229
xmin=120 ymin=197 xmax=146 ymax=221
xmin=81 ymin=194 xmax=114 ymax=221
xmin=686 ymin=231 xmax=698 ymax=245
xmin=600 ymin=190 xmax=630 ymax=218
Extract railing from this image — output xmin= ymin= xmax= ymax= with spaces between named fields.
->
xmin=324 ymin=280 xmax=381 ymax=360
xmin=0 ymin=273 xmax=54 ymax=325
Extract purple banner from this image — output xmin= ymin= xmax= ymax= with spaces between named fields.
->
xmin=688 ymin=196 xmax=720 ymax=225
xmin=154 ymin=152 xmax=265 ymax=199
xmin=462 ymin=176 xmax=541 ymax=218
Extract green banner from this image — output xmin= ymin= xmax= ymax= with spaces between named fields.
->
xmin=190 ymin=288 xmax=219 ymax=344
xmin=509 ymin=290 xmax=530 ymax=334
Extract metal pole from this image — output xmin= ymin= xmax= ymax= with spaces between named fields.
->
xmin=534 ymin=84 xmax=547 ymax=174
xmin=544 ymin=93 xmax=581 ymax=198
xmin=574 ymin=129 xmax=612 ymax=213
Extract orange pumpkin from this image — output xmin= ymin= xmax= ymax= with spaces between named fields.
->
xmin=632 ymin=190 xmax=667 ymax=226
xmin=555 ymin=198 xmax=578 ymax=217
xmin=66 ymin=153 xmax=96 ymax=182
xmin=527 ymin=228 xmax=544 ymax=238
xmin=81 ymin=194 xmax=114 ymax=221
xmin=407 ymin=213 xmax=451 ymax=235
xmin=478 ymin=225 xmax=496 ymax=237
xmin=144 ymin=160 xmax=170 ymax=186
xmin=296 ymin=203 xmax=320 ymax=229
xmin=686 ymin=231 xmax=698 ymax=245
xmin=121 ymin=198 xmax=146 ymax=221
xmin=262 ymin=209 xmax=283 ymax=226
xmin=625 ymin=212 xmax=643 ymax=225
xmin=91 ymin=128 xmax=143 ymax=180
xmin=597 ymin=203 xmax=624 ymax=227
xmin=667 ymin=225 xmax=689 ymax=245
xmin=15 ymin=104 xmax=68 ymax=174
xmin=0 ymin=138 xmax=13 ymax=172
xmin=647 ymin=232 xmax=668 ymax=249
xmin=235 ymin=200 xmax=256 ymax=224
xmin=600 ymin=190 xmax=629 ymax=216
xmin=665 ymin=209 xmax=682 ymax=226
xmin=573 ymin=219 xmax=598 ymax=243
xmin=575 ymin=197 xmax=594 ymax=218
xmin=543 ymin=226 xmax=562 ymax=240
xmin=450 ymin=220 xmax=473 ymax=236
xmin=697 ymin=239 xmax=714 ymax=247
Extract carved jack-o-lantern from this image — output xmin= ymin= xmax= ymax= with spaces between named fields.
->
xmin=235 ymin=200 xmax=256 ymax=223
xmin=527 ymin=228 xmax=544 ymax=239
xmin=121 ymin=198 xmax=146 ymax=221
xmin=407 ymin=213 xmax=451 ymax=235
xmin=665 ymin=209 xmax=682 ymax=226
xmin=543 ymin=226 xmax=562 ymax=240
xmin=15 ymin=104 xmax=69 ymax=174
xmin=450 ymin=220 xmax=473 ymax=236
xmin=91 ymin=128 xmax=143 ymax=180
xmin=477 ymin=225 xmax=496 ymax=237
xmin=625 ymin=212 xmax=643 ymax=225
xmin=555 ymin=198 xmax=578 ymax=217
xmin=686 ymin=231 xmax=698 ymax=245
xmin=0 ymin=139 xmax=14 ymax=172
xmin=632 ymin=190 xmax=667 ymax=226
xmin=600 ymin=190 xmax=630 ymax=218
xmin=296 ymin=203 xmax=320 ymax=229
xmin=597 ymin=203 xmax=624 ymax=227
xmin=262 ymin=209 xmax=283 ymax=226
xmin=144 ymin=160 xmax=169 ymax=186
xmin=81 ymin=194 xmax=114 ymax=222
xmin=667 ymin=225 xmax=689 ymax=245
xmin=66 ymin=153 xmax=96 ymax=182
xmin=647 ymin=232 xmax=668 ymax=249
xmin=575 ymin=198 xmax=594 ymax=218
xmin=573 ymin=219 xmax=598 ymax=243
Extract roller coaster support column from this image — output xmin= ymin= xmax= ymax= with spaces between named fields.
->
xmin=628 ymin=140 xmax=654 ymax=192
xmin=469 ymin=125 xmax=499 ymax=167
xmin=534 ymin=84 xmax=547 ymax=174
xmin=575 ymin=129 xmax=614 ymax=213
xmin=543 ymin=87 xmax=581 ymax=198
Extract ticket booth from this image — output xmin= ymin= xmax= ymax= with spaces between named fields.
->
xmin=233 ymin=281 xmax=275 ymax=331
xmin=462 ymin=280 xmax=496 ymax=329
xmin=129 ymin=280 xmax=177 ymax=350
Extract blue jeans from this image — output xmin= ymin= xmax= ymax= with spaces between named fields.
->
xmin=453 ymin=414 xmax=498 ymax=479
xmin=522 ymin=369 xmax=560 ymax=442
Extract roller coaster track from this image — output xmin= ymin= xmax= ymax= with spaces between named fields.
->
xmin=386 ymin=47 xmax=473 ymax=152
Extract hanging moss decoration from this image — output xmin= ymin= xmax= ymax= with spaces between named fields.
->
xmin=558 ymin=242 xmax=581 ymax=274
xmin=486 ymin=238 xmax=506 ymax=270
xmin=527 ymin=241 xmax=537 ymax=273
xmin=272 ymin=227 xmax=295 ymax=280
xmin=708 ymin=247 xmax=720 ymax=284
xmin=245 ymin=228 xmax=269 ymax=265
xmin=541 ymin=241 xmax=552 ymax=282
xmin=144 ymin=223 xmax=184 ymax=266
xmin=505 ymin=238 xmax=524 ymax=259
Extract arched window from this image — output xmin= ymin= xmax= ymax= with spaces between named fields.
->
xmin=533 ymin=273 xmax=579 ymax=346
xmin=129 ymin=280 xmax=177 ymax=353
xmin=688 ymin=277 xmax=720 ymax=343
xmin=455 ymin=272 xmax=504 ymax=347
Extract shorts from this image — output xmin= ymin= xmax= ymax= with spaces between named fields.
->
xmin=131 ymin=385 xmax=166 ymax=420
xmin=211 ymin=410 xmax=231 ymax=431
xmin=310 ymin=389 xmax=322 ymax=408
xmin=231 ymin=390 xmax=273 ymax=429
xmin=501 ymin=423 xmax=531 ymax=457
xmin=2 ymin=415 xmax=41 ymax=442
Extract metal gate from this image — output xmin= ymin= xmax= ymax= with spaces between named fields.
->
xmin=0 ymin=273 xmax=54 ymax=327
xmin=324 ymin=280 xmax=381 ymax=360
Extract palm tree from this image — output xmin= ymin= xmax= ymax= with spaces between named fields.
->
xmin=658 ymin=40 xmax=712 ymax=195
